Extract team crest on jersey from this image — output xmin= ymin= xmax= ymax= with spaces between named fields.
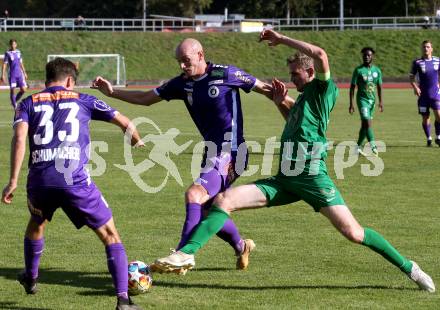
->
xmin=435 ymin=64 xmax=439 ymax=70
xmin=372 ymin=72 xmax=378 ymax=78
xmin=208 ymin=85 xmax=220 ymax=98
xmin=94 ymin=99 xmax=112 ymax=111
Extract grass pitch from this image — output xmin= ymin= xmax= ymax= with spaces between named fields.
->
xmin=0 ymin=88 xmax=439 ymax=309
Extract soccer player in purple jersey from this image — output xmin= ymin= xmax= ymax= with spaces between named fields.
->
xmin=1 ymin=58 xmax=144 ymax=310
xmin=1 ymin=39 xmax=28 ymax=109
xmin=410 ymin=40 xmax=440 ymax=147
xmin=92 ymin=38 xmax=275 ymax=273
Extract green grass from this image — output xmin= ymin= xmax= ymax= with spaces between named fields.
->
xmin=0 ymin=87 xmax=439 ymax=309
xmin=1 ymin=30 xmax=440 ymax=80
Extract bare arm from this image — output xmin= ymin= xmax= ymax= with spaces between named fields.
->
xmin=409 ymin=74 xmax=421 ymax=96
xmin=20 ymin=61 xmax=28 ymax=80
xmin=110 ymin=113 xmax=144 ymax=147
xmin=272 ymin=78 xmax=294 ymax=121
xmin=2 ymin=122 xmax=28 ymax=204
xmin=260 ymin=29 xmax=329 ymax=74
xmin=1 ymin=62 xmax=7 ymax=83
xmin=349 ymin=84 xmax=356 ymax=114
xmin=252 ymin=79 xmax=273 ymax=100
xmin=377 ymin=84 xmax=384 ymax=112
xmin=92 ymin=76 xmax=162 ymax=106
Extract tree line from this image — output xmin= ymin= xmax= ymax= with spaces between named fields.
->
xmin=1 ymin=0 xmax=440 ymax=19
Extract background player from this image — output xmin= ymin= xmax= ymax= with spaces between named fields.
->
xmin=1 ymin=39 xmax=28 ymax=109
xmin=410 ymin=40 xmax=440 ymax=147
xmin=1 ymin=58 xmax=144 ymax=310
xmin=349 ymin=47 xmax=383 ymax=156
xmin=92 ymin=38 xmax=275 ymax=272
xmin=154 ymin=30 xmax=436 ymax=294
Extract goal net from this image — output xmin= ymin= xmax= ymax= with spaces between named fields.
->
xmin=47 ymin=54 xmax=126 ymax=87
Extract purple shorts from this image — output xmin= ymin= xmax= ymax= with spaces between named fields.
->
xmin=9 ymin=74 xmax=26 ymax=88
xmin=418 ymin=97 xmax=440 ymax=115
xmin=195 ymin=150 xmax=249 ymax=198
xmin=27 ymin=183 xmax=112 ymax=230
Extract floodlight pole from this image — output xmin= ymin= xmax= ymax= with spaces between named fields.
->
xmin=340 ymin=0 xmax=344 ymax=31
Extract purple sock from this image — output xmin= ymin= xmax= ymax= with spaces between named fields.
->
xmin=10 ymin=90 xmax=16 ymax=109
xmin=24 ymin=237 xmax=44 ymax=280
xmin=435 ymin=121 xmax=440 ymax=137
xmin=422 ymin=123 xmax=431 ymax=139
xmin=105 ymin=243 xmax=128 ymax=299
xmin=216 ymin=219 xmax=243 ymax=254
xmin=15 ymin=91 xmax=24 ymax=104
xmin=177 ymin=203 xmax=203 ymax=250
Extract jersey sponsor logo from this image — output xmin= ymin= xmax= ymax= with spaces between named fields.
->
xmin=212 ymin=64 xmax=228 ymax=68
xmin=208 ymin=85 xmax=220 ymax=98
xmin=362 ymin=74 xmax=367 ymax=81
xmin=208 ymin=79 xmax=223 ymax=85
xmin=93 ymin=99 xmax=112 ymax=111
xmin=234 ymin=71 xmax=253 ymax=84
xmin=211 ymin=69 xmax=225 ymax=78
xmin=32 ymin=91 xmax=79 ymax=103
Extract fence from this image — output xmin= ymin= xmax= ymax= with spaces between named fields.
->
xmin=0 ymin=16 xmax=438 ymax=32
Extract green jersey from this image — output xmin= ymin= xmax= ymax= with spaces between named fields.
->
xmin=350 ymin=65 xmax=382 ymax=102
xmin=279 ymin=75 xmax=338 ymax=172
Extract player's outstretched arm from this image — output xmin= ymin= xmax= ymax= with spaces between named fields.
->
xmin=272 ymin=78 xmax=294 ymax=120
xmin=2 ymin=122 xmax=28 ymax=204
xmin=252 ymin=79 xmax=273 ymax=100
xmin=92 ymin=76 xmax=162 ymax=106
xmin=259 ymin=29 xmax=329 ymax=74
xmin=110 ymin=113 xmax=145 ymax=147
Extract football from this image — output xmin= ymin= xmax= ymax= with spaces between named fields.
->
xmin=128 ymin=261 xmax=153 ymax=295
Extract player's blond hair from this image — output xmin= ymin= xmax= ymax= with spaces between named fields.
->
xmin=287 ymin=52 xmax=314 ymax=69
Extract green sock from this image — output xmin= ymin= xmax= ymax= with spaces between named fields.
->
xmin=357 ymin=127 xmax=367 ymax=146
xmin=366 ymin=128 xmax=376 ymax=148
xmin=180 ymin=206 xmax=230 ymax=255
xmin=362 ymin=228 xmax=412 ymax=273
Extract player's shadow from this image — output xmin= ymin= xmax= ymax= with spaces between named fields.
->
xmin=0 ymin=301 xmax=52 ymax=310
xmin=155 ymin=280 xmax=418 ymax=291
xmin=0 ymin=267 xmax=114 ymax=297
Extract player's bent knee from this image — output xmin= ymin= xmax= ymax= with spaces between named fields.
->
xmin=213 ymin=192 xmax=233 ymax=213
xmin=185 ymin=185 xmax=208 ymax=204
xmin=342 ymin=227 xmax=364 ymax=244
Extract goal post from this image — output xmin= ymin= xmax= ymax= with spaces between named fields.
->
xmin=47 ymin=54 xmax=126 ymax=87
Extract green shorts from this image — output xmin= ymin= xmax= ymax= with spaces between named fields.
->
xmin=254 ymin=172 xmax=345 ymax=212
xmin=357 ymin=98 xmax=375 ymax=120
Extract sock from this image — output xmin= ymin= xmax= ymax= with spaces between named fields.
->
xmin=357 ymin=127 xmax=367 ymax=146
xmin=180 ymin=206 xmax=230 ymax=255
xmin=24 ymin=237 xmax=44 ymax=280
xmin=177 ymin=203 xmax=203 ymax=250
xmin=216 ymin=219 xmax=243 ymax=254
xmin=362 ymin=228 xmax=412 ymax=274
xmin=366 ymin=128 xmax=376 ymax=148
xmin=15 ymin=91 xmax=24 ymax=104
xmin=105 ymin=243 xmax=128 ymax=300
xmin=10 ymin=90 xmax=16 ymax=109
xmin=435 ymin=121 xmax=440 ymax=138
xmin=422 ymin=123 xmax=431 ymax=139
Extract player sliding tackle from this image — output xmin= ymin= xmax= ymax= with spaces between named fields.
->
xmin=92 ymin=38 xmax=280 ymax=273
xmin=2 ymin=58 xmax=144 ymax=310
xmin=154 ymin=29 xmax=435 ymax=293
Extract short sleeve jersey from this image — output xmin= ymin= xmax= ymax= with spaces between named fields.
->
xmin=279 ymin=76 xmax=338 ymax=169
xmin=350 ymin=65 xmax=382 ymax=102
xmin=410 ymin=57 xmax=440 ymax=99
xmin=14 ymin=86 xmax=118 ymax=188
xmin=3 ymin=49 xmax=23 ymax=78
xmin=154 ymin=63 xmax=257 ymax=153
